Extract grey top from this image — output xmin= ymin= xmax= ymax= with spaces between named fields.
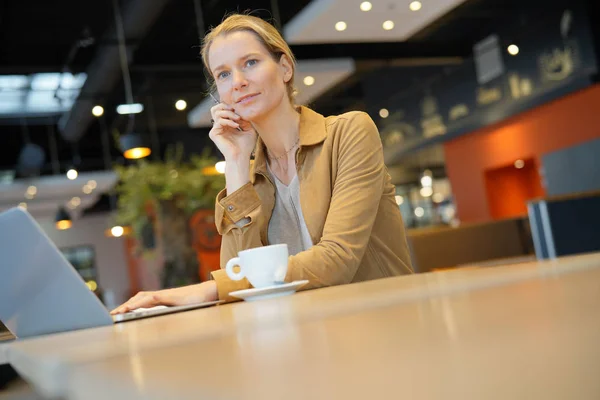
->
xmin=266 ymin=162 xmax=313 ymax=256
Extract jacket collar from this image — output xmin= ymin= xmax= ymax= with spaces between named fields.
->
xmin=251 ymin=106 xmax=327 ymax=182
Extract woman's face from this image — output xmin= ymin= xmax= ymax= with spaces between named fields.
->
xmin=208 ymin=31 xmax=293 ymax=121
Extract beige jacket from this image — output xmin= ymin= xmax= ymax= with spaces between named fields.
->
xmin=211 ymin=106 xmax=414 ymax=301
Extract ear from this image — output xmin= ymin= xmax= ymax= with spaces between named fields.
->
xmin=279 ymin=54 xmax=293 ymax=83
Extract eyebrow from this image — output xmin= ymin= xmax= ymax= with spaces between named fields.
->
xmin=212 ymin=52 xmax=263 ymax=74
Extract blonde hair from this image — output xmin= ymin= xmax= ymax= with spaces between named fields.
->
xmin=201 ymin=14 xmax=297 ymax=103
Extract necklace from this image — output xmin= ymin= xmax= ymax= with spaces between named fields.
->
xmin=267 ymin=137 xmax=300 ymax=161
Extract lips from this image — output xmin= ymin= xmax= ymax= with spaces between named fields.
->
xmin=235 ymin=93 xmax=260 ymax=104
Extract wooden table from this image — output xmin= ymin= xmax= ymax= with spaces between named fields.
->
xmin=6 ymin=252 xmax=600 ymax=399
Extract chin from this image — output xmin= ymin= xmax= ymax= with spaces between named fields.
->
xmin=235 ymin=103 xmax=269 ymax=122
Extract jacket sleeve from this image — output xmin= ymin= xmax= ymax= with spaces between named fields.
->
xmin=211 ymin=182 xmax=265 ymax=302
xmin=285 ymin=112 xmax=385 ymax=288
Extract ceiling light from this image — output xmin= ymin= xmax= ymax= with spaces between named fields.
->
xmin=87 ymin=180 xmax=97 ymax=189
xmin=120 ymin=133 xmax=151 ymax=160
xmin=420 ymin=175 xmax=433 ymax=187
xmin=175 ymin=100 xmax=187 ymax=111
xmin=18 ymin=202 xmax=27 ymax=210
xmin=508 ymin=44 xmax=519 ymax=56
xmin=379 ymin=108 xmax=389 ymax=118
xmin=0 ymin=75 xmax=29 ymax=90
xmin=414 ymin=207 xmax=425 ymax=217
xmin=59 ymin=73 xmax=87 ymax=90
xmin=116 ymin=103 xmax=144 ymax=115
xmin=55 ymin=207 xmax=72 ymax=230
xmin=420 ymin=187 xmax=433 ymax=197
xmin=303 ymin=76 xmax=315 ymax=86
xmin=86 ymin=280 xmax=98 ymax=291
xmin=215 ymin=161 xmax=226 ymax=174
xmin=66 ymin=168 xmax=78 ymax=180
xmin=514 ymin=159 xmax=525 ymax=169
xmin=360 ymin=1 xmax=372 ymax=11
xmin=82 ymin=185 xmax=93 ymax=194
xmin=30 ymin=73 xmax=60 ymax=91
xmin=111 ymin=225 xmax=125 ymax=238
xmin=70 ymin=197 xmax=81 ymax=207
xmin=92 ymin=105 xmax=104 ymax=117
xmin=395 ymin=195 xmax=404 ymax=205
xmin=25 ymin=185 xmax=37 ymax=199
xmin=335 ymin=21 xmax=347 ymax=31
xmin=409 ymin=1 xmax=422 ymax=11
xmin=432 ymin=193 xmax=444 ymax=203
xmin=382 ymin=20 xmax=395 ymax=30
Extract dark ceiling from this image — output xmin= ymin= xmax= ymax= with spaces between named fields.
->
xmin=0 ymin=0 xmax=596 ymax=186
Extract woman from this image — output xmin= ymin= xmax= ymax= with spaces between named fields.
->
xmin=111 ymin=14 xmax=413 ymax=314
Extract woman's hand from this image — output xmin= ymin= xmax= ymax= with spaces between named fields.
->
xmin=110 ymin=281 xmax=218 ymax=315
xmin=209 ymin=103 xmax=257 ymax=161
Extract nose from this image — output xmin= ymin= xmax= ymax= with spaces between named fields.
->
xmin=231 ymin=69 xmax=248 ymax=91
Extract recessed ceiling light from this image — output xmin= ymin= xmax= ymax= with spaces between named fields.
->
xmin=111 ymin=226 xmax=125 ymax=238
xmin=514 ymin=159 xmax=525 ymax=169
xmin=335 ymin=21 xmax=347 ymax=31
xmin=432 ymin=193 xmax=444 ymax=203
xmin=175 ymin=99 xmax=187 ymax=111
xmin=410 ymin=1 xmax=422 ymax=11
xmin=66 ymin=169 xmax=78 ymax=180
xmin=92 ymin=105 xmax=104 ymax=117
xmin=360 ymin=1 xmax=372 ymax=11
xmin=414 ymin=207 xmax=425 ymax=217
xmin=303 ymin=76 xmax=315 ymax=86
xmin=379 ymin=108 xmax=389 ymax=118
xmin=508 ymin=44 xmax=520 ymax=56
xmin=420 ymin=187 xmax=433 ymax=197
xmin=382 ymin=20 xmax=395 ymax=31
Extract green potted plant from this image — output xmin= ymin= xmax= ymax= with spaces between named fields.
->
xmin=113 ymin=144 xmax=225 ymax=288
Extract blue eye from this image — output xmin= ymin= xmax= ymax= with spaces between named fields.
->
xmin=245 ymin=59 xmax=258 ymax=67
xmin=217 ymin=71 xmax=230 ymax=80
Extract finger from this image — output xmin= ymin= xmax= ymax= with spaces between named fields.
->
xmin=214 ymin=109 xmax=240 ymax=121
xmin=110 ymin=305 xmax=127 ymax=315
xmin=113 ymin=298 xmax=151 ymax=314
xmin=238 ymin=119 xmax=253 ymax=131
xmin=210 ymin=103 xmax=234 ymax=117
xmin=110 ymin=292 xmax=151 ymax=314
xmin=110 ymin=299 xmax=139 ymax=314
xmin=214 ymin=119 xmax=240 ymax=130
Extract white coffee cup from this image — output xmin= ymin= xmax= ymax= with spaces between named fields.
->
xmin=225 ymin=244 xmax=288 ymax=288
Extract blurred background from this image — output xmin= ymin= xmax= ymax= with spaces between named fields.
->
xmin=1 ymin=0 xmax=599 ymax=309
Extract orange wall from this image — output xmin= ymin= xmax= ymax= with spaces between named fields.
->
xmin=444 ymin=84 xmax=600 ymax=223
xmin=484 ymin=159 xmax=545 ymax=220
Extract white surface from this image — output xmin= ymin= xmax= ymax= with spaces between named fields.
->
xmin=187 ymin=58 xmax=355 ymax=128
xmin=0 ymin=342 xmax=10 ymax=365
xmin=284 ymin=0 xmax=468 ymax=44
xmin=229 ymin=280 xmax=310 ymax=301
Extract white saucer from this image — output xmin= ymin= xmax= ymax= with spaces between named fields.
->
xmin=229 ymin=280 xmax=309 ymax=302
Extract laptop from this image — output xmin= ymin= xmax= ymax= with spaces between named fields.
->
xmin=0 ymin=207 xmax=221 ymax=340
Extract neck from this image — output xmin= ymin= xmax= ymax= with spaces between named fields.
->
xmin=252 ymin=100 xmax=300 ymax=161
